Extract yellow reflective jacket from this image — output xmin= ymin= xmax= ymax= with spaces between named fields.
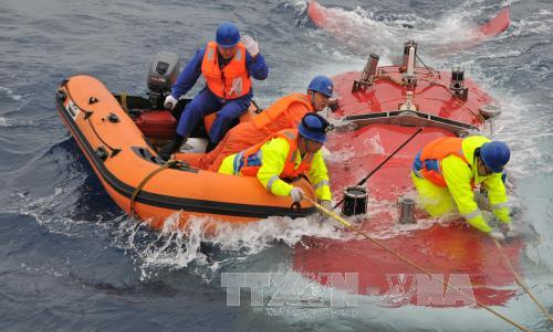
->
xmin=222 ymin=137 xmax=332 ymax=201
xmin=441 ymin=136 xmax=510 ymax=233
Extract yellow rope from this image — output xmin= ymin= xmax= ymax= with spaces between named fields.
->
xmin=120 ymin=92 xmax=129 ymax=113
xmin=303 ymin=196 xmax=533 ymax=332
xmin=492 ymin=237 xmax=553 ymax=323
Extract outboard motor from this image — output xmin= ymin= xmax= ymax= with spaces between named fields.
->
xmin=147 ymin=51 xmax=180 ymax=109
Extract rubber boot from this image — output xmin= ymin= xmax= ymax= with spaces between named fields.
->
xmin=205 ymin=139 xmax=217 ymax=153
xmin=158 ymin=134 xmax=185 ymax=161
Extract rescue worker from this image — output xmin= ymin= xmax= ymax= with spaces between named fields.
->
xmin=219 ymin=113 xmax=332 ymax=209
xmin=411 ymin=135 xmax=512 ymax=240
xmin=173 ymin=75 xmax=335 ymax=171
xmin=159 ymin=22 xmax=269 ymax=160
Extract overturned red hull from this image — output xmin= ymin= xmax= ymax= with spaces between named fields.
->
xmin=307 ymin=1 xmax=510 ymax=50
xmin=293 ymin=65 xmax=524 ymax=307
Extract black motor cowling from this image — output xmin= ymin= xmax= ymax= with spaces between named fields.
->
xmin=147 ymin=51 xmax=180 ymax=109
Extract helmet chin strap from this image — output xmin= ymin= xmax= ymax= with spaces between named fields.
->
xmin=298 ymin=136 xmax=308 ymax=156
xmin=308 ymin=90 xmax=316 ymax=109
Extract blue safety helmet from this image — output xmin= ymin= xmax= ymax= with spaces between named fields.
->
xmin=308 ymin=75 xmax=334 ymax=97
xmin=480 ymin=141 xmax=511 ymax=173
xmin=216 ymin=22 xmax=240 ymax=48
xmin=298 ymin=113 xmax=330 ymax=143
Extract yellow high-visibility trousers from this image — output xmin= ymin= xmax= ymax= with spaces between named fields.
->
xmin=411 ymin=171 xmax=457 ymax=217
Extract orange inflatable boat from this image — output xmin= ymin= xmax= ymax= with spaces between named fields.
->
xmin=55 ymin=53 xmax=316 ymax=231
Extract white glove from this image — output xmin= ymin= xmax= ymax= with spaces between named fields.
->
xmin=499 ymin=222 xmax=512 ymax=233
xmin=241 ymin=35 xmax=259 ymax=57
xmin=290 ymin=187 xmax=305 ymax=203
xmin=499 ymin=223 xmax=519 ymax=239
xmin=327 ymin=97 xmax=340 ymax=111
xmin=489 ymin=231 xmax=506 ymax=241
xmin=164 ymin=95 xmax=178 ymax=110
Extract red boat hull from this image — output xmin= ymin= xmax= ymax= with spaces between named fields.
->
xmin=307 ymin=1 xmax=510 ymax=53
xmin=293 ymin=69 xmax=524 ymax=307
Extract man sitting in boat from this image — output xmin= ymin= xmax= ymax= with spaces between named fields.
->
xmin=411 ymin=135 xmax=513 ymax=240
xmin=172 ymin=75 xmax=334 ymax=171
xmin=219 ymin=113 xmax=332 ymax=209
xmin=159 ymin=22 xmax=269 ymax=161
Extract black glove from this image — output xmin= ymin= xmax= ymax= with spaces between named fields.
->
xmin=158 ymin=135 xmax=184 ymax=161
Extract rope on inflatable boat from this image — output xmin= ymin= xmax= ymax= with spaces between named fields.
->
xmin=120 ymin=92 xmax=129 ymax=113
xmin=492 ymin=238 xmax=553 ymax=323
xmin=130 ymin=159 xmax=181 ymax=218
xmin=303 ymin=195 xmax=534 ymax=332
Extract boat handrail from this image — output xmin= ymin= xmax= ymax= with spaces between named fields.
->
xmin=342 ymin=109 xmax=477 ymax=136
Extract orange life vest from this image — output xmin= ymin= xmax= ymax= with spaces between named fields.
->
xmin=201 ymin=41 xmax=252 ymax=100
xmin=238 ymin=129 xmax=314 ymax=178
xmin=252 ymin=93 xmax=313 ymax=130
xmin=417 ymin=137 xmax=470 ymax=187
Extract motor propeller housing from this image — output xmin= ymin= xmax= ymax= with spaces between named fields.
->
xmin=147 ymin=51 xmax=180 ymax=109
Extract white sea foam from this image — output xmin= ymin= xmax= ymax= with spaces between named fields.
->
xmin=0 ymin=86 xmax=23 ymax=101
xmin=0 ymin=116 xmax=35 ymax=128
xmin=288 ymin=0 xmax=513 ymax=62
xmin=115 ymin=211 xmax=356 ymax=280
